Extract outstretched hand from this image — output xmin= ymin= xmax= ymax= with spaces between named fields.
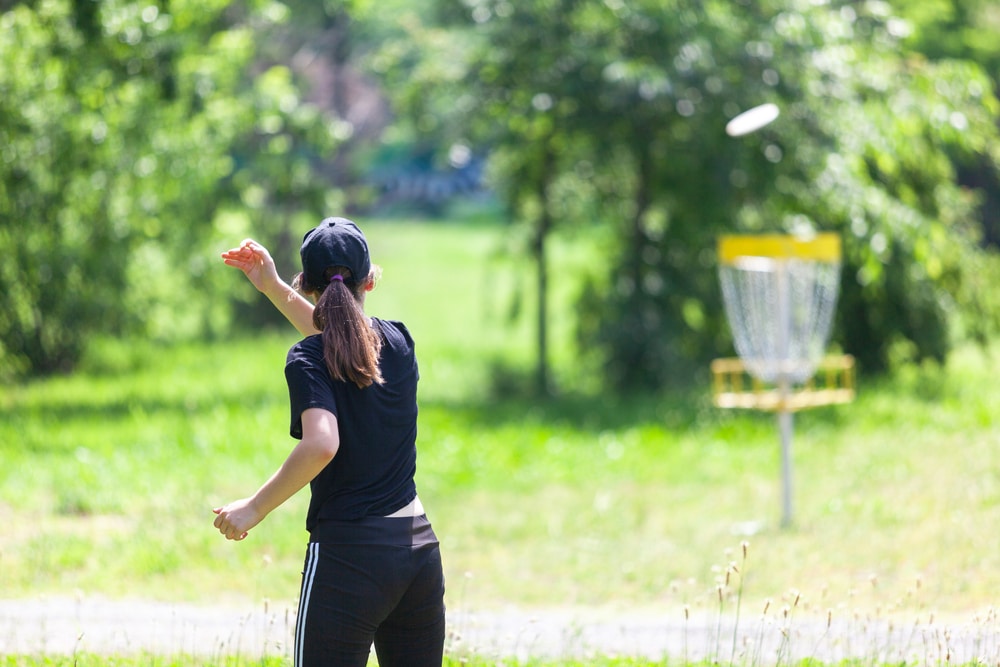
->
xmin=222 ymin=237 xmax=319 ymax=337
xmin=221 ymin=239 xmax=280 ymax=294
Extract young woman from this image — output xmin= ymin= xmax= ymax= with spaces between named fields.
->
xmin=212 ymin=217 xmax=446 ymax=666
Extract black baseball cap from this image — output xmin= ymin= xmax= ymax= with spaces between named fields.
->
xmin=300 ymin=217 xmax=371 ymax=290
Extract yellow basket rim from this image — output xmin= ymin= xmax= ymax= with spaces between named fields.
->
xmin=718 ymin=233 xmax=841 ymax=264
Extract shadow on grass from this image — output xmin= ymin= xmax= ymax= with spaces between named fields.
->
xmin=424 ymin=387 xmax=721 ymax=436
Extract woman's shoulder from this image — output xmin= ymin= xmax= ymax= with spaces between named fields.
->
xmin=373 ymin=318 xmax=415 ymax=349
xmin=373 ymin=317 xmax=411 ymax=338
xmin=285 ymin=333 xmax=324 ymax=364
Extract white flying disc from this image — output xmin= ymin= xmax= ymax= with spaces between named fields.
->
xmin=726 ymin=103 xmax=780 ymax=137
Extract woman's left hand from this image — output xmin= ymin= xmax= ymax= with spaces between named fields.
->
xmin=212 ymin=498 xmax=264 ymax=541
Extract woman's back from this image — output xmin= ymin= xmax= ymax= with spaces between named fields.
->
xmin=285 ymin=318 xmax=420 ymax=526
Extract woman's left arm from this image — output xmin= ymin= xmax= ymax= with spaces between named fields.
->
xmin=213 ymin=408 xmax=338 ymax=541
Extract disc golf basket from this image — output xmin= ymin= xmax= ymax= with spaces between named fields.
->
xmin=711 ymin=233 xmax=855 ymax=527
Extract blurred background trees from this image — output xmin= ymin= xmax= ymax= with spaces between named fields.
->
xmin=0 ymin=0 xmax=337 ymax=375
xmin=2 ymin=0 xmax=999 ymax=395
xmin=390 ymin=0 xmax=1000 ymax=389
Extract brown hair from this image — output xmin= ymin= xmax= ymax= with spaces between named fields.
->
xmin=295 ymin=265 xmax=383 ymax=389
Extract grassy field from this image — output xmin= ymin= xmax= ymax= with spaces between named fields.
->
xmin=3 ymin=219 xmax=1000 ymax=664
xmin=0 ymin=656 xmax=660 ymax=666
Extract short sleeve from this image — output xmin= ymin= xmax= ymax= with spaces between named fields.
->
xmin=285 ymin=342 xmax=338 ymax=439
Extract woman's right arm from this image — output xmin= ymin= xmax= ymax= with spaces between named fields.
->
xmin=213 ymin=408 xmax=339 ymax=540
xmin=222 ymin=239 xmax=320 ymax=337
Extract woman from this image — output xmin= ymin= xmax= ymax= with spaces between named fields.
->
xmin=213 ymin=217 xmax=446 ymax=666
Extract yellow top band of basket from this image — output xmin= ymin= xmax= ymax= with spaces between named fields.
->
xmin=718 ymin=233 xmax=842 ymax=264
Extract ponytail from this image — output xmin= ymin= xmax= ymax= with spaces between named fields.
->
xmin=298 ymin=266 xmax=383 ymax=389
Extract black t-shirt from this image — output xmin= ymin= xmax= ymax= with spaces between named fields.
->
xmin=284 ymin=318 xmax=419 ymax=531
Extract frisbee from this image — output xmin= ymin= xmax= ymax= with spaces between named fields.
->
xmin=726 ymin=103 xmax=780 ymax=137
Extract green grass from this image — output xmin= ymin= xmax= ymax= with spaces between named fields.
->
xmin=4 ymin=219 xmax=1000 ymax=664
xmin=0 ymin=658 xmax=293 ymax=667
xmin=0 ymin=657 xmax=665 ymax=666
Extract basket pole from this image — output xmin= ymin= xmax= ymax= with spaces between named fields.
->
xmin=776 ymin=258 xmax=795 ymax=527
xmin=778 ymin=408 xmax=794 ymax=528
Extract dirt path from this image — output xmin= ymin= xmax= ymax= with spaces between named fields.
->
xmin=1 ymin=596 xmax=996 ymax=663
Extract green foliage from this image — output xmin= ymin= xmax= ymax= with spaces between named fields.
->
xmin=890 ymin=0 xmax=1000 ymax=256
xmin=0 ymin=0 xmax=347 ymax=379
xmin=214 ymin=59 xmax=349 ymax=331
xmin=581 ymin=0 xmax=1000 ymax=381
xmin=764 ymin=14 xmax=1000 ymax=372
xmin=378 ymin=0 xmax=1000 ymax=390
xmin=4 ymin=0 xmax=1000 ymax=395
xmin=893 ymin=0 xmax=1000 ymax=74
xmin=0 ymin=0 xmax=248 ymax=377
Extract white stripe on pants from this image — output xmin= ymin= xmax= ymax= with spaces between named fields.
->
xmin=295 ymin=542 xmax=320 ymax=667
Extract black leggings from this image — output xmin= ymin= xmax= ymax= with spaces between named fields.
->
xmin=294 ymin=516 xmax=446 ymax=667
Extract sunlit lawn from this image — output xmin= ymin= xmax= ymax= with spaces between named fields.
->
xmin=0 ymin=656 xmax=661 ymax=666
xmin=3 ymin=220 xmax=1000 ymax=664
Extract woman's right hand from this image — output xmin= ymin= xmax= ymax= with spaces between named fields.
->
xmin=221 ymin=239 xmax=280 ymax=294
xmin=213 ymin=499 xmax=265 ymax=541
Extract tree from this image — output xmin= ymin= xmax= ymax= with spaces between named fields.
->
xmin=0 ymin=0 xmax=347 ymax=377
xmin=378 ymin=0 xmax=623 ymax=395
xmin=218 ymin=0 xmax=414 ymax=333
xmin=889 ymin=0 xmax=1000 ymax=249
xmin=438 ymin=0 xmax=592 ymax=395
xmin=381 ymin=0 xmax=1000 ymax=390
xmin=735 ymin=2 xmax=1000 ymax=372
xmin=0 ymin=0 xmax=247 ymax=375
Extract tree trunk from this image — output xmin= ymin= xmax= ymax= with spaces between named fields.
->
xmin=534 ymin=145 xmax=555 ymax=396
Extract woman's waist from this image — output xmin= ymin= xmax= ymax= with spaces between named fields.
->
xmin=383 ymin=495 xmax=424 ymax=518
xmin=310 ymin=504 xmax=436 ymax=546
